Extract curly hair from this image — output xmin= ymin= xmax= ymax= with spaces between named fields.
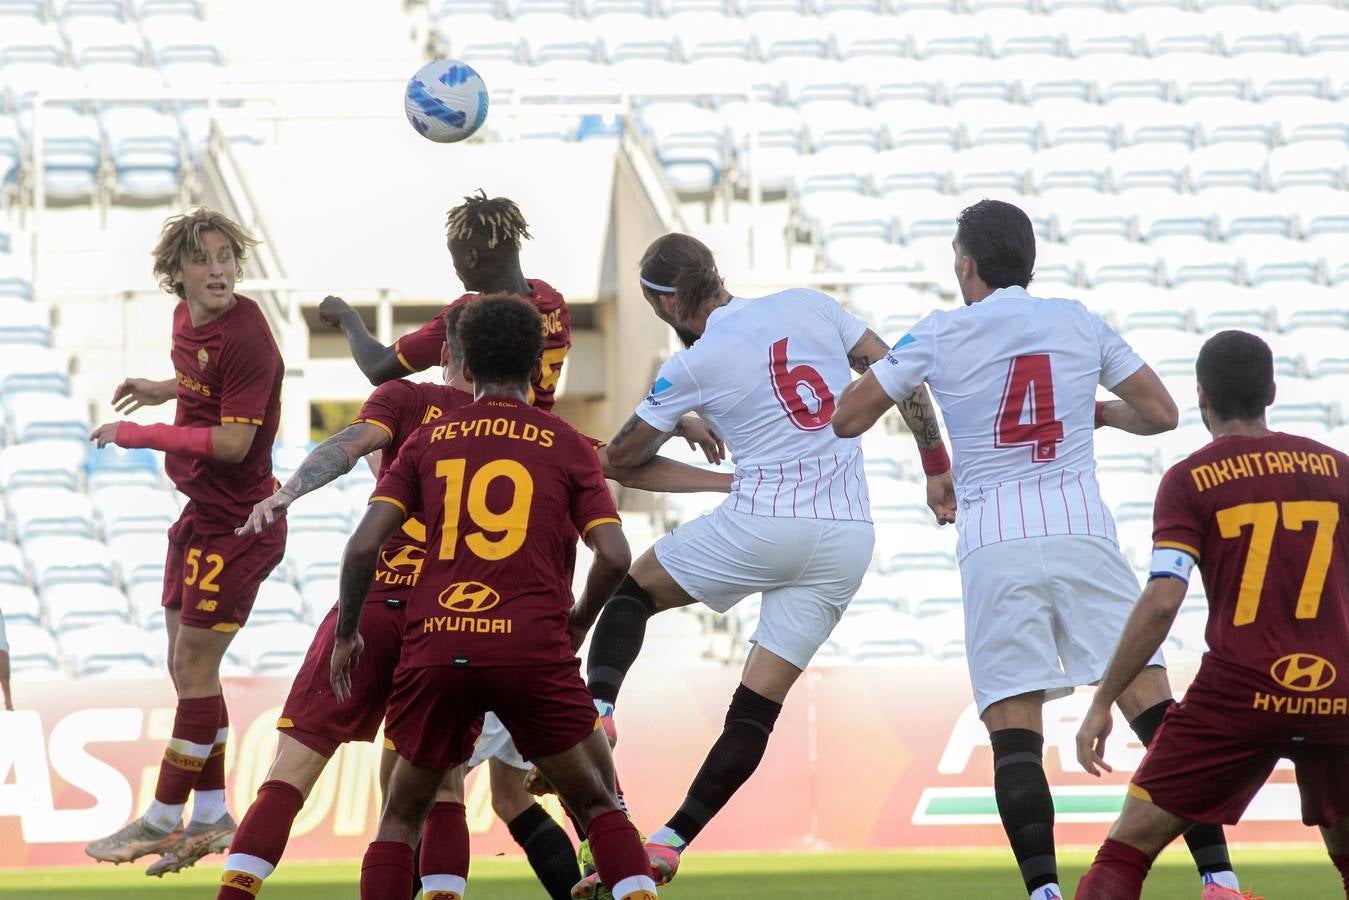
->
xmin=151 ymin=208 xmax=260 ymax=298
xmin=445 ymin=189 xmax=532 ymax=250
xmin=457 ymin=293 xmax=544 ymax=385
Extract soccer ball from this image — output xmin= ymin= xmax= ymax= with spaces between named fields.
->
xmin=404 ymin=59 xmax=489 ymax=143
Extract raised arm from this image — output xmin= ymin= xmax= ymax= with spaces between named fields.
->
xmin=1099 ymin=365 xmax=1180 ymax=436
xmin=834 ymin=330 xmax=943 ymax=448
xmin=567 ymin=522 xmax=632 ymax=649
xmin=236 ymin=422 xmax=392 ymax=536
xmin=330 ymin=499 xmax=406 ymax=700
xmin=597 ymin=447 xmax=732 ymax=493
xmin=318 ymin=295 xmax=411 ymax=386
xmin=1075 ymin=575 xmax=1187 ymax=775
xmin=605 ymin=413 xmax=673 ymax=469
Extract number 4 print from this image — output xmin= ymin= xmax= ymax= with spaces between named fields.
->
xmin=995 ymin=354 xmax=1064 ymax=462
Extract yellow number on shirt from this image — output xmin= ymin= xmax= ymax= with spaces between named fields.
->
xmin=183 ymin=547 xmax=225 ymax=593
xmin=435 ymin=458 xmax=535 ymax=561
xmin=1216 ymin=500 xmax=1339 ymax=626
xmin=537 ymin=346 xmax=568 ymax=393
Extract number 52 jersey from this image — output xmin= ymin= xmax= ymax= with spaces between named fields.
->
xmin=871 ymin=285 xmax=1145 ymax=559
xmin=635 ymin=289 xmax=872 ymax=523
xmin=1152 ymin=432 xmax=1349 ymax=740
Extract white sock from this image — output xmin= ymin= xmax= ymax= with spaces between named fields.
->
xmin=190 ymin=789 xmax=228 ymax=826
xmin=1204 ymin=870 xmax=1240 ymax=890
xmin=421 ymin=873 xmax=467 ymax=897
xmin=1030 ymin=882 xmax=1063 ymax=900
xmin=647 ymin=826 xmax=686 ymax=850
xmin=611 ymin=874 xmax=657 ymax=899
xmin=144 ymin=799 xmax=184 ymax=832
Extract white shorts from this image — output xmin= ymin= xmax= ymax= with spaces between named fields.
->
xmin=960 ymin=534 xmax=1166 ymax=715
xmin=654 ymin=504 xmax=874 ymax=670
xmin=466 ymin=712 xmax=528 ymax=771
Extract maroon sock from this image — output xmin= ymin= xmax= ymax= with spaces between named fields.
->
xmin=215 ymin=780 xmax=306 ymax=898
xmin=154 ymin=695 xmax=223 ymax=805
xmin=1076 ymin=838 xmax=1153 ymax=900
xmin=1330 ymin=852 xmax=1349 ymax=897
xmin=586 ymin=809 xmax=649 ymax=891
xmin=198 ymin=701 xmax=230 ymax=792
xmin=420 ymin=802 xmax=469 ymax=897
xmin=360 ymin=841 xmax=414 ymax=900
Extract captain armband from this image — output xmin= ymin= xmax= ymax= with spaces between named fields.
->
xmin=1149 ymin=544 xmax=1197 ymax=583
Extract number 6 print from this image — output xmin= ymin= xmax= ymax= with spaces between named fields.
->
xmin=770 ymin=337 xmax=835 ymax=432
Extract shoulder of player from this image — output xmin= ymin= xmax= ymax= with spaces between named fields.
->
xmin=219 ymin=297 xmax=280 ymax=354
xmin=527 ymin=278 xmax=566 ymax=308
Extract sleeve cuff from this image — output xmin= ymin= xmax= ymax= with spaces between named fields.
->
xmin=354 ymin=418 xmax=395 ymax=441
xmin=581 ymin=516 xmax=622 ymax=537
xmin=370 ymin=495 xmax=408 ymax=515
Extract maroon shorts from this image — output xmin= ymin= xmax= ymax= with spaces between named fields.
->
xmin=1131 ymin=700 xmax=1349 ymax=827
xmin=385 ymin=657 xmax=598 ymax=771
xmin=162 ymin=511 xmax=287 ymax=632
xmin=278 ymin=596 xmax=407 ymax=757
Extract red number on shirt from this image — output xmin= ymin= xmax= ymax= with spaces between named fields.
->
xmin=994 ymin=354 xmax=1064 ymax=462
xmin=769 ymin=337 xmax=835 ymax=432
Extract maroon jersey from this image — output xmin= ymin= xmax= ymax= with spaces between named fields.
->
xmin=372 ymin=397 xmax=619 ymax=667
xmin=1153 ymin=432 xmax=1349 ymax=739
xmin=353 ymin=380 xmax=472 ymax=600
xmin=168 ymin=294 xmax=283 ymax=528
xmin=392 ymin=280 xmax=570 ymax=411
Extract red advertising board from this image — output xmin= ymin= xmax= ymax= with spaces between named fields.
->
xmin=0 ymin=662 xmax=1317 ymax=869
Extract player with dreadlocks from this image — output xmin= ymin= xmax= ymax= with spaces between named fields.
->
xmin=320 ymin=190 xmax=572 ymax=410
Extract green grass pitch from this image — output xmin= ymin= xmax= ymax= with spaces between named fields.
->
xmin=1 ymin=847 xmax=1338 ymax=898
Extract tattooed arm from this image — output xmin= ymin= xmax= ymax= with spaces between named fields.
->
xmin=235 ymin=422 xmax=391 ymax=536
xmin=604 ymin=413 xmax=673 ymax=469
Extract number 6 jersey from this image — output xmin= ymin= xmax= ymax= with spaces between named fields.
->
xmin=635 ymin=289 xmax=872 ymax=523
xmin=371 ymin=396 xmax=620 ymax=667
xmin=871 ymin=285 xmax=1145 ymax=559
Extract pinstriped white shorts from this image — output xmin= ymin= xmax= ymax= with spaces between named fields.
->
xmin=654 ymin=504 xmax=874 ymax=669
xmin=960 ymin=534 xmax=1166 ymax=715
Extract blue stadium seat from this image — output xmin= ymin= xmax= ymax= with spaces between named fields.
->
xmin=86 ymin=445 xmax=160 ymax=490
xmin=17 ymin=107 xmax=103 ymax=203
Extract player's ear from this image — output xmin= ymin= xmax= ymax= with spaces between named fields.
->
xmin=465 ymin=246 xmax=480 ymax=270
xmin=530 ymin=356 xmax=543 ymax=383
xmin=1266 ymin=380 xmax=1277 ymax=408
xmin=1196 ymin=382 xmax=1208 ymax=411
xmin=439 ymin=341 xmax=450 ymax=369
xmin=462 ymin=362 xmax=477 ymax=386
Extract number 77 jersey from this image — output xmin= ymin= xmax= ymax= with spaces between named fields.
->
xmin=1151 ymin=432 xmax=1349 ymax=738
xmin=871 ymin=286 xmax=1146 ymax=558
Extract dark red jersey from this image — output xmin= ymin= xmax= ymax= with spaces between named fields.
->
xmin=392 ymin=280 xmax=570 ymax=410
xmin=168 ymin=294 xmax=282 ymax=529
xmin=372 ymin=397 xmax=619 ymax=667
xmin=1153 ymin=432 xmax=1349 ymax=739
xmin=353 ymin=380 xmax=472 ymax=601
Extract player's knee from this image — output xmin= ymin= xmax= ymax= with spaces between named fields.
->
xmin=170 ymin=647 xmax=223 ymax=695
xmin=490 ymin=789 xmax=533 ymax=823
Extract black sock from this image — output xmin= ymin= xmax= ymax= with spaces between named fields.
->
xmin=586 ymin=575 xmax=657 ymax=706
xmin=1129 ymin=699 xmax=1234 ymax=878
xmin=665 ymin=684 xmax=782 ymax=845
xmin=507 ymin=803 xmax=579 ymax=900
xmin=991 ymin=728 xmax=1058 ymax=894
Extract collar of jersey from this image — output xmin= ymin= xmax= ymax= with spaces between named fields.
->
xmin=984 ymin=285 xmax=1031 ymax=303
xmin=705 ymin=296 xmax=748 ymax=330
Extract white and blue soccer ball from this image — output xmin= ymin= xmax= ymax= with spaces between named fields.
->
xmin=404 ymin=59 xmax=489 ymax=144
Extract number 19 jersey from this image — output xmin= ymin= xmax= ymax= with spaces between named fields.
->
xmin=871 ymin=285 xmax=1145 ymax=558
xmin=1152 ymin=432 xmax=1349 ymax=739
xmin=371 ymin=397 xmax=620 ymax=668
xmin=635 ymin=289 xmax=872 ymax=522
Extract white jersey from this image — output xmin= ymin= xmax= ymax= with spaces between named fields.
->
xmin=871 ymin=285 xmax=1145 ymax=559
xmin=635 ymin=289 xmax=871 ymax=522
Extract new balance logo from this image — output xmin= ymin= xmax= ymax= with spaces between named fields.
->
xmin=196 ymin=599 xmax=218 ymax=612
xmin=221 ymin=870 xmax=262 ymax=896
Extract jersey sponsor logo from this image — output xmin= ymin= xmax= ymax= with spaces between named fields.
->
xmin=175 ymin=369 xmax=212 ymax=397
xmin=437 ymin=581 xmax=501 ymax=613
xmin=376 ymin=545 xmax=425 ymax=587
xmin=1270 ymin=652 xmax=1337 ymax=693
xmin=645 ymin=376 xmax=673 ymax=406
xmin=197 ymin=348 xmax=210 ymax=369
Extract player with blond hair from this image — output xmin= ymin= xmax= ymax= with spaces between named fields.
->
xmin=85 ymin=208 xmax=286 ymax=876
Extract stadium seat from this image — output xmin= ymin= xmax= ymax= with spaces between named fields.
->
xmin=99 ymin=107 xmax=184 ymax=202
xmin=299 ymin=575 xmax=337 ymax=623
xmin=250 ymin=581 xmax=305 ymax=625
xmin=43 ymin=582 xmax=129 ymax=633
xmin=227 ymin=622 xmax=317 ymax=674
xmin=17 ymin=107 xmax=104 ymax=203
xmin=7 ymin=488 xmax=97 ymax=543
xmin=0 ymin=584 xmax=42 ymax=627
xmin=3 ymin=393 xmax=90 ymax=443
xmin=0 ymin=441 xmax=86 ymax=493
xmin=26 ymin=535 xmax=116 ymax=591
xmin=61 ymin=622 xmax=162 ymax=677
xmin=133 ymin=0 xmax=205 ymax=18
xmin=127 ymin=578 xmax=165 ymax=628
xmin=0 ymin=543 xmax=27 ymax=585
xmin=285 ymin=488 xmax=353 ymax=535
xmin=0 ymin=305 xmax=54 ymax=348
xmin=86 ymin=445 xmax=161 ymax=490
xmin=5 ymin=623 xmax=61 ymax=676
xmin=91 ymin=485 xmax=178 ymax=539
xmin=284 ymin=531 xmax=343 ymax=584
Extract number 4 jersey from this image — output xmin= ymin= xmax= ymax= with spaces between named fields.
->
xmin=636 ymin=289 xmax=871 ymax=522
xmin=371 ymin=396 xmax=620 ymax=667
xmin=872 ymin=285 xmax=1144 ymax=559
xmin=1152 ymin=433 xmax=1349 ymax=739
